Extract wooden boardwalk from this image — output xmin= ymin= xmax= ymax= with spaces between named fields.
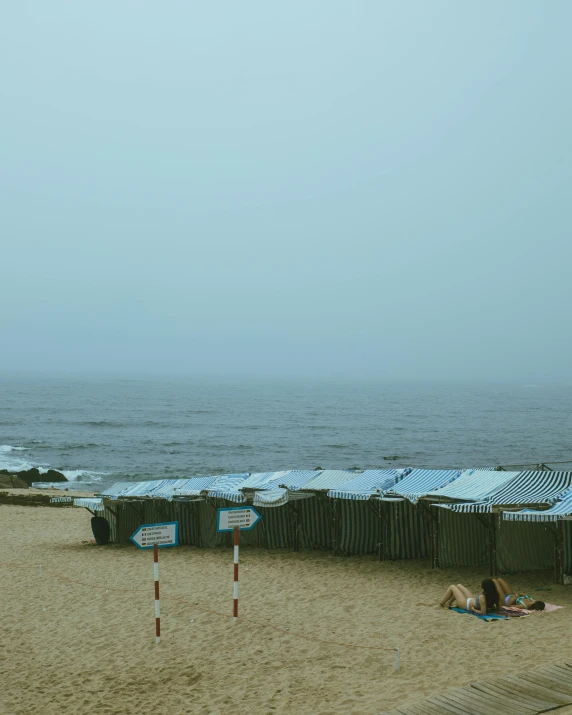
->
xmin=385 ymin=663 xmax=572 ymax=714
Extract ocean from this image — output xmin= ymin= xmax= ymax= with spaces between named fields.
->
xmin=1 ymin=376 xmax=572 ymax=491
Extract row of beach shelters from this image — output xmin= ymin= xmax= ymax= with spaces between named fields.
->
xmin=72 ymin=467 xmax=572 ymax=582
xmin=429 ymin=470 xmax=572 ymax=581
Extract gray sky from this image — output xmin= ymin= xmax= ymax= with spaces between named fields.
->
xmin=1 ymin=1 xmax=571 ymax=380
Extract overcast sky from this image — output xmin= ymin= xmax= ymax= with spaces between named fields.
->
xmin=1 ymin=1 xmax=571 ymax=381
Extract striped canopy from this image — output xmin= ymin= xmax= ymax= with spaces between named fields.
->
xmin=485 ymin=470 xmax=572 ymax=506
xmin=74 ymin=497 xmax=105 ymax=511
xmin=239 ymin=471 xmax=291 ymax=490
xmin=433 ymin=471 xmax=572 ymax=513
xmin=504 ymin=488 xmax=572 ymax=522
xmin=285 ymin=470 xmax=353 ymax=492
xmin=384 ymin=469 xmax=461 ymax=504
xmin=99 ymin=478 xmax=222 ymax=499
xmin=204 ymin=473 xmax=250 ymax=502
xmin=279 ymin=470 xmax=324 ymax=490
xmin=327 ymin=469 xmax=406 ymax=500
xmin=427 ymin=470 xmax=519 ymax=502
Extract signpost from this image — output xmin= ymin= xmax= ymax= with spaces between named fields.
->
xmin=217 ymin=507 xmax=261 ymax=620
xmin=130 ymin=521 xmax=179 ymax=644
xmin=130 ymin=521 xmax=179 ymax=549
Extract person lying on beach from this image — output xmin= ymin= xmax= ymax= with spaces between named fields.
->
xmin=439 ymin=579 xmax=499 ymax=614
xmin=493 ymin=577 xmax=545 ymax=611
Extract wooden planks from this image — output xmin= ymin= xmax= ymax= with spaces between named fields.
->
xmin=383 ymin=663 xmax=572 ymax=715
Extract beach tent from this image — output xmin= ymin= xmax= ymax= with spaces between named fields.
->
xmin=78 ymin=476 xmax=251 ymax=547
xmin=422 ymin=470 xmax=518 ymax=572
xmin=380 ymin=470 xmax=463 ymax=564
xmin=504 ymin=486 xmax=572 ymax=583
xmin=432 ymin=471 xmax=572 ymax=575
xmin=280 ymin=471 xmax=357 ymax=552
xmin=71 ymin=467 xmax=572 ymax=580
xmin=321 ymin=470 xmax=405 ymax=556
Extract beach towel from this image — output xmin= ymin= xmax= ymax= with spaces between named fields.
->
xmin=500 ymin=607 xmax=530 ymax=618
xmin=503 ymin=602 xmax=563 ymax=615
xmin=449 ymin=607 xmax=506 ymax=621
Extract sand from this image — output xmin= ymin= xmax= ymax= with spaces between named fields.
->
xmin=1 ymin=503 xmax=572 ymax=715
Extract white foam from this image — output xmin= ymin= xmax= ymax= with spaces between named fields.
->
xmin=0 ymin=445 xmax=107 ymax=484
xmin=57 ymin=470 xmax=108 ymax=483
xmin=0 ymin=448 xmax=37 ymax=473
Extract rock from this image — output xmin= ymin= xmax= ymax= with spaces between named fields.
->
xmin=0 ymin=474 xmax=29 ymax=489
xmin=44 ymin=469 xmax=68 ymax=483
xmin=14 ymin=468 xmax=42 ymax=485
xmin=15 ymin=468 xmax=67 ymax=486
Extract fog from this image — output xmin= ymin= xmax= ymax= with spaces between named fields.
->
xmin=1 ymin=1 xmax=571 ymax=381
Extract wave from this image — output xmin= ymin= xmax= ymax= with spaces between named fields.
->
xmin=0 ymin=444 xmax=27 ymax=452
xmin=58 ymin=470 xmax=109 ymax=483
xmin=0 ymin=445 xmax=38 ymax=473
xmin=0 ymin=444 xmax=108 ymax=484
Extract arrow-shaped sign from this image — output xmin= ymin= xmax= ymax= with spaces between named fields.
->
xmin=217 ymin=507 xmax=262 ymax=532
xmin=130 ymin=521 xmax=179 ymax=549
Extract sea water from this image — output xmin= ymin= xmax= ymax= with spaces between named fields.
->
xmin=1 ymin=375 xmax=571 ymax=491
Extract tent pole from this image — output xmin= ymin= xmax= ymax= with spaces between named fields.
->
xmin=560 ymin=522 xmax=565 ymax=585
xmin=332 ymin=498 xmax=339 ymax=557
xmin=488 ymin=514 xmax=493 ymax=577
xmin=378 ymin=500 xmax=386 ymax=562
xmin=425 ymin=503 xmax=434 ymax=566
xmin=195 ymin=502 xmax=201 ymax=547
xmin=553 ymin=525 xmax=559 ymax=584
xmin=554 ymin=521 xmax=564 ymax=585
xmin=377 ymin=500 xmax=382 ymax=561
xmin=431 ymin=508 xmax=435 ymax=569
xmin=488 ymin=513 xmax=497 ymax=577
xmin=431 ymin=507 xmax=440 ymax=569
xmin=294 ymin=501 xmax=300 ymax=552
xmin=493 ymin=513 xmax=498 ymax=577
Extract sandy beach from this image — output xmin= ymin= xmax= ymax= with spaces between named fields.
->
xmin=2 ymin=502 xmax=572 ymax=715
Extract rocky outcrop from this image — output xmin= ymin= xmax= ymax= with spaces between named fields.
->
xmin=0 ymin=468 xmax=68 ymax=486
xmin=0 ymin=474 xmax=29 ymax=489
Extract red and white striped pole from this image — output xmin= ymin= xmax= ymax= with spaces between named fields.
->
xmin=154 ymin=544 xmax=161 ymax=644
xmin=233 ymin=526 xmax=239 ymax=621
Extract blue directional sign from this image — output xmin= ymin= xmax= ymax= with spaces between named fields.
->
xmin=130 ymin=521 xmax=179 ymax=549
xmin=217 ymin=507 xmax=262 ymax=532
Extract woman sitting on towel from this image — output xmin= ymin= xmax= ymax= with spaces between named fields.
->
xmin=493 ymin=578 xmax=545 ymax=611
xmin=439 ymin=579 xmax=499 ymax=614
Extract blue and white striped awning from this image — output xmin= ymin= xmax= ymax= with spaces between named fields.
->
xmin=431 ymin=471 xmax=572 ymax=513
xmin=289 ymin=470 xmax=355 ymax=492
xmin=279 ymin=470 xmax=327 ymax=491
xmin=150 ymin=477 xmax=219 ymax=499
xmin=243 ymin=472 xmax=316 ymax=507
xmin=327 ymin=469 xmax=407 ymax=500
xmin=504 ymin=489 xmax=572 ymax=522
xmin=98 ymin=478 xmax=219 ymax=500
xmin=253 ymin=488 xmax=289 ymax=507
xmin=239 ymin=471 xmax=291 ymax=490
xmin=383 ymin=470 xmax=462 ymax=504
xmin=434 ymin=501 xmax=491 ymax=513
xmin=100 ymin=482 xmax=137 ymax=497
xmin=426 ymin=470 xmax=519 ymax=502
xmin=74 ymin=497 xmax=105 ymax=511
xmin=484 ymin=471 xmax=572 ymax=506
xmin=240 ymin=471 xmax=291 ymax=506
xmin=97 ymin=480 xmax=169 ymax=499
xmin=205 ymin=473 xmax=250 ymax=502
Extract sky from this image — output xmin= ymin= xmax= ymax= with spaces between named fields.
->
xmin=1 ymin=1 xmax=571 ymax=381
